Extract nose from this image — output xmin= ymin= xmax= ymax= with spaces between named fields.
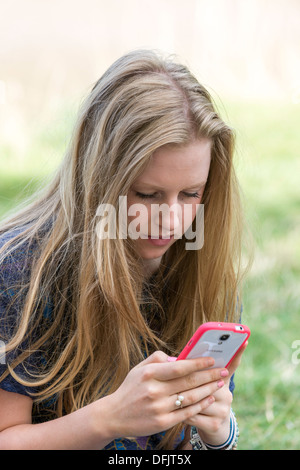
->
xmin=151 ymin=202 xmax=182 ymax=237
xmin=163 ymin=203 xmax=181 ymax=233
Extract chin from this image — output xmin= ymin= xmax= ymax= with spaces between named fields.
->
xmin=138 ymin=247 xmax=168 ymax=260
xmin=135 ymin=242 xmax=169 ymax=260
xmin=132 ymin=236 xmax=177 ymax=261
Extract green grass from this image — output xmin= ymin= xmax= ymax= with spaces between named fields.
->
xmin=223 ymin=100 xmax=300 ymax=450
xmin=0 ymin=105 xmax=73 ymax=219
xmin=0 ymin=99 xmax=299 ymax=449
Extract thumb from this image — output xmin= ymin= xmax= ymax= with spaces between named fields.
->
xmin=227 ymin=341 xmax=248 ymax=377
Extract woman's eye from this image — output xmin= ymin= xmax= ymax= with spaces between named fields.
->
xmin=134 ymin=191 xmax=202 ymax=200
xmin=182 ymin=192 xmax=201 ymax=199
xmin=135 ymin=191 xmax=156 ymax=199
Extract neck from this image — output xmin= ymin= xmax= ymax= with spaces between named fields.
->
xmin=142 ymin=257 xmax=162 ymax=279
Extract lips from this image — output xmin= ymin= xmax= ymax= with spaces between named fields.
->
xmin=146 ymin=235 xmax=174 ymax=246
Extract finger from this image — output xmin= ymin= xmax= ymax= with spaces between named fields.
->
xmin=164 ymin=366 xmax=229 ymax=397
xmin=201 ymin=382 xmax=233 ymax=411
xmin=149 ymin=356 xmax=216 ymax=381
xmin=134 ymin=351 xmax=170 ymax=369
xmin=171 ymin=395 xmax=216 ymax=425
xmin=170 ymin=377 xmax=226 ymax=412
xmin=184 ymin=410 xmax=222 ymax=431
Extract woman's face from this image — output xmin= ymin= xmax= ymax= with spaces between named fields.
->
xmin=127 ymin=139 xmax=211 ymax=264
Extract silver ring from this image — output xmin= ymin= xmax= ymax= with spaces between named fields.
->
xmin=175 ymin=394 xmax=185 ymax=407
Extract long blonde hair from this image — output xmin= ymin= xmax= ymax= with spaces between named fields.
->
xmin=0 ymin=50 xmax=246 ymax=448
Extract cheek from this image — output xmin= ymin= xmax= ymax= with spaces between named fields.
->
xmin=181 ymin=203 xmax=199 ymax=232
xmin=127 ymin=200 xmax=151 ymax=237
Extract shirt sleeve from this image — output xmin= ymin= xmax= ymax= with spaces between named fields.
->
xmin=0 ymin=236 xmax=39 ymax=398
xmin=229 ymin=374 xmax=235 ymax=394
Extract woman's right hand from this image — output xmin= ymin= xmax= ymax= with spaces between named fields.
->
xmin=103 ymin=351 xmax=229 ymax=440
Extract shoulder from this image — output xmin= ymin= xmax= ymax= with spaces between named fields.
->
xmin=0 ymin=224 xmax=37 ymax=255
xmin=0 ymin=226 xmax=41 ymax=325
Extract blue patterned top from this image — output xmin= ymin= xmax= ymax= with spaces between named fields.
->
xmin=0 ymin=227 xmax=186 ymax=449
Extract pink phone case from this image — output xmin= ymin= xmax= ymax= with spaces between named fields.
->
xmin=176 ymin=322 xmax=250 ymax=368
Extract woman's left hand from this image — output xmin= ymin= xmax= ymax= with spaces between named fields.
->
xmin=183 ymin=342 xmax=247 ymax=446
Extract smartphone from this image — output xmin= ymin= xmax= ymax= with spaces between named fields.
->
xmin=176 ymin=322 xmax=250 ymax=368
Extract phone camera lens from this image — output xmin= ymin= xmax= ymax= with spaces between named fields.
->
xmin=235 ymin=325 xmax=244 ymax=331
xmin=219 ymin=334 xmax=230 ymax=341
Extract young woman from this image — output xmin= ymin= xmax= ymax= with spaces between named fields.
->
xmin=0 ymin=50 xmax=248 ymax=450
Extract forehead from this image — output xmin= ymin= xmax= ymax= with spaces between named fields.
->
xmin=135 ymin=140 xmax=211 ymax=188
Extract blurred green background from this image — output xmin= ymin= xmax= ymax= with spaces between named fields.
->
xmin=1 ymin=0 xmax=299 ymax=450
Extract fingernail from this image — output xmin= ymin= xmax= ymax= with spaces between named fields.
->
xmin=220 ymin=369 xmax=229 ymax=377
xmin=167 ymin=356 xmax=177 ymax=362
xmin=217 ymin=379 xmax=225 ymax=388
